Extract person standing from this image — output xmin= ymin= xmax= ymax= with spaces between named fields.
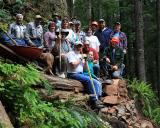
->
xmin=75 ymin=20 xmax=86 ymax=43
xmin=26 ymin=15 xmax=43 ymax=47
xmin=110 ymin=22 xmax=127 ymax=53
xmin=94 ymin=19 xmax=112 ymax=57
xmin=44 ymin=22 xmax=56 ymax=51
xmin=91 ymin=21 xmax=98 ymax=35
xmin=85 ymin=27 xmax=100 ymax=52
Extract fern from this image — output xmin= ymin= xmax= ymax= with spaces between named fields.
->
xmin=0 ymin=60 xmax=111 ymax=128
xmin=128 ymin=79 xmax=160 ymax=126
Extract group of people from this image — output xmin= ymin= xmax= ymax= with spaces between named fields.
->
xmin=0 ymin=13 xmax=127 ymax=108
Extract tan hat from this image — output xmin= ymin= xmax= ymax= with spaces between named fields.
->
xmin=35 ymin=15 xmax=42 ymax=19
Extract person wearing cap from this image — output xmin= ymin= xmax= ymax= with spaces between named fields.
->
xmin=110 ymin=22 xmax=127 ymax=53
xmin=91 ymin=21 xmax=98 ymax=35
xmin=83 ymin=40 xmax=100 ymax=77
xmin=61 ymin=18 xmax=76 ymax=47
xmin=69 ymin=21 xmax=75 ymax=31
xmin=8 ymin=14 xmax=33 ymax=46
xmin=44 ymin=22 xmax=56 ymax=51
xmin=75 ymin=20 xmax=86 ymax=43
xmin=85 ymin=26 xmax=100 ymax=52
xmin=66 ymin=41 xmax=104 ymax=109
xmin=100 ymin=37 xmax=125 ymax=79
xmin=52 ymin=29 xmax=72 ymax=78
xmin=94 ymin=18 xmax=113 ymax=57
xmin=53 ymin=12 xmax=62 ymax=30
xmin=26 ymin=15 xmax=43 ymax=47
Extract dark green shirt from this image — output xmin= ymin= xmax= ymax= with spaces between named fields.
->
xmin=102 ymin=46 xmax=124 ymax=67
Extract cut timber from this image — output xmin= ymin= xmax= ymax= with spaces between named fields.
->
xmin=0 ymin=101 xmax=13 ymax=128
xmin=43 ymin=74 xmax=84 ymax=92
xmin=39 ymin=89 xmax=88 ymax=102
xmin=103 ymin=79 xmax=120 ymax=95
xmin=103 ymin=96 xmax=121 ymax=105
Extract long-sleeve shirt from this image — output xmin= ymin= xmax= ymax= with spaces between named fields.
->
xmin=26 ymin=22 xmax=43 ymax=44
xmin=44 ymin=31 xmax=56 ymax=50
xmin=94 ymin=27 xmax=112 ymax=51
xmin=103 ymin=46 xmax=124 ymax=67
xmin=110 ymin=31 xmax=127 ymax=50
xmin=8 ymin=23 xmax=30 ymax=41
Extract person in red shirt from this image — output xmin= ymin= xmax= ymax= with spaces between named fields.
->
xmin=82 ymin=40 xmax=100 ymax=77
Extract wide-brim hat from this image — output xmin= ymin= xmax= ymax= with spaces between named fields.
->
xmin=61 ymin=29 xmax=69 ymax=36
xmin=35 ymin=15 xmax=42 ymax=19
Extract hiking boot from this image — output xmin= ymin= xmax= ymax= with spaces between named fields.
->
xmin=101 ymin=79 xmax=113 ymax=85
xmin=92 ymin=100 xmax=105 ymax=109
xmin=58 ymin=73 xmax=65 ymax=78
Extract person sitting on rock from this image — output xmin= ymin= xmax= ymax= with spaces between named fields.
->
xmin=83 ymin=51 xmax=98 ymax=80
xmin=100 ymin=37 xmax=125 ymax=79
xmin=26 ymin=15 xmax=43 ymax=47
xmin=8 ymin=14 xmax=33 ymax=46
xmin=66 ymin=41 xmax=104 ymax=109
xmin=83 ymin=40 xmax=100 ymax=77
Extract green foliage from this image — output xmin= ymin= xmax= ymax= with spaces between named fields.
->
xmin=0 ymin=60 xmax=110 ymax=128
xmin=0 ymin=10 xmax=12 ymax=22
xmin=128 ymin=79 xmax=160 ymax=126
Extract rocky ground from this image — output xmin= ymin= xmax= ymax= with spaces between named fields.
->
xmin=0 ymin=74 xmax=156 ymax=128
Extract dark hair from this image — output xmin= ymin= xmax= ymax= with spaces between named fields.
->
xmin=48 ymin=22 xmax=56 ymax=29
xmin=85 ymin=26 xmax=92 ymax=32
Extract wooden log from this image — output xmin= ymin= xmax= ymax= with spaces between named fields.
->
xmin=0 ymin=101 xmax=13 ymax=128
xmin=43 ymin=74 xmax=84 ymax=92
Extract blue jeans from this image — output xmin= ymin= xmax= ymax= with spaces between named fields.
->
xmin=93 ymin=61 xmax=100 ymax=77
xmin=67 ymin=72 xmax=102 ymax=101
xmin=112 ymin=64 xmax=125 ymax=78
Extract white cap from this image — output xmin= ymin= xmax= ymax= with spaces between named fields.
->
xmin=35 ymin=15 xmax=42 ymax=19
xmin=74 ymin=41 xmax=83 ymax=46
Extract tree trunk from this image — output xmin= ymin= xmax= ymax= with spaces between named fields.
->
xmin=157 ymin=0 xmax=160 ymax=96
xmin=98 ymin=0 xmax=102 ymax=18
xmin=134 ymin=0 xmax=146 ymax=81
xmin=87 ymin=0 xmax=92 ymax=23
xmin=66 ymin=0 xmax=73 ymax=18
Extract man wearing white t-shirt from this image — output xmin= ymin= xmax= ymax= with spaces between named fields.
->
xmin=66 ymin=41 xmax=104 ymax=109
xmin=85 ymin=27 xmax=100 ymax=52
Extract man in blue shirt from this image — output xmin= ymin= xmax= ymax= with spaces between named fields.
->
xmin=94 ymin=19 xmax=112 ymax=58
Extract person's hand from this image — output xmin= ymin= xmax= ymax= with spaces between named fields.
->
xmin=112 ymin=65 xmax=118 ymax=71
xmin=106 ymin=57 xmax=110 ymax=63
xmin=93 ymin=60 xmax=97 ymax=64
xmin=123 ymin=49 xmax=127 ymax=54
xmin=29 ymin=41 xmax=35 ymax=47
xmin=61 ymin=53 xmax=66 ymax=58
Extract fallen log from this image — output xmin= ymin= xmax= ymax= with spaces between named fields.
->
xmin=43 ymin=74 xmax=84 ymax=92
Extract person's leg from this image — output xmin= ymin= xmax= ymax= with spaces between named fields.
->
xmin=67 ymin=73 xmax=101 ymax=101
xmin=119 ymin=64 xmax=125 ymax=76
xmin=112 ymin=64 xmax=125 ymax=78
xmin=99 ymin=60 xmax=111 ymax=79
xmin=93 ymin=61 xmax=100 ymax=77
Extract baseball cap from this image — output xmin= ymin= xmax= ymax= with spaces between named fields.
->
xmin=114 ymin=22 xmax=121 ymax=26
xmin=74 ymin=41 xmax=83 ymax=46
xmin=75 ymin=20 xmax=81 ymax=25
xmin=98 ymin=18 xmax=105 ymax=22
